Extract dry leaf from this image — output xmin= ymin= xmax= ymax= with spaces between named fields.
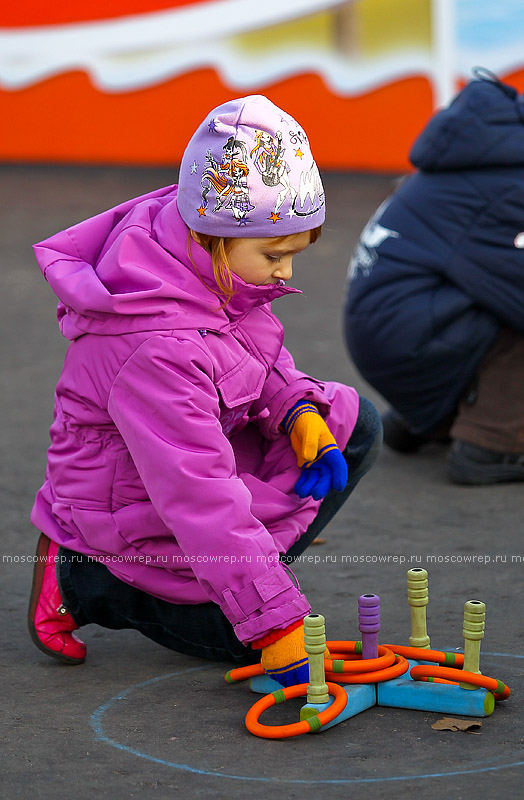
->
xmin=311 ymin=538 xmax=326 ymax=545
xmin=431 ymin=717 xmax=482 ymax=734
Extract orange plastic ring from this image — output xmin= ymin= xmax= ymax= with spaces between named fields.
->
xmin=224 ymin=663 xmax=264 ymax=683
xmin=225 ymin=645 xmax=404 ymax=684
xmin=324 ymin=643 xmax=395 ymax=674
xmin=325 ymin=640 xmax=362 ymax=652
xmin=326 ymin=654 xmax=409 ymax=684
xmin=410 ymin=665 xmax=510 ymax=700
xmin=382 ymin=644 xmax=465 ymax=668
xmin=224 ymin=641 xmax=391 ymax=684
xmin=245 ymin=681 xmax=348 ymax=739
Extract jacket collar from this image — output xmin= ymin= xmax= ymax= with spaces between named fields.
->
xmin=154 ymin=194 xmax=301 ymax=325
xmin=224 ymin=274 xmax=301 ymax=321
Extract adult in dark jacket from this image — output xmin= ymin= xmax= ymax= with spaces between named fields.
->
xmin=344 ymin=71 xmax=524 ymax=484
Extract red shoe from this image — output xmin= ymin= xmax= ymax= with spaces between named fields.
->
xmin=27 ymin=534 xmax=86 ymax=664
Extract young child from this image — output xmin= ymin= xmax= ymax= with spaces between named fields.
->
xmin=28 ymin=95 xmax=382 ymax=687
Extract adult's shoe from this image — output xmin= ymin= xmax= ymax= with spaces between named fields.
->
xmin=448 ymin=440 xmax=524 ymax=485
xmin=382 ymin=409 xmax=430 ymax=453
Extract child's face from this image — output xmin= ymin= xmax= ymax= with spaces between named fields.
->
xmin=226 ymin=232 xmax=311 ymax=286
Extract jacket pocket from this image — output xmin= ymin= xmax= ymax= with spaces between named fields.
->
xmin=215 ymin=350 xmax=266 ymax=408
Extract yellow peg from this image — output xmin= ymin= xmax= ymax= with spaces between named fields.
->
xmin=303 ymin=614 xmax=329 ymax=705
xmin=460 ymin=600 xmax=486 ymax=690
xmin=407 ymin=568 xmax=430 ymax=649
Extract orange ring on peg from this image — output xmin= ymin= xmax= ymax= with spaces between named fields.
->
xmin=324 ymin=643 xmax=395 ymax=674
xmin=326 ymin=654 xmax=409 ymax=684
xmin=245 ymin=681 xmax=348 ymax=739
xmin=325 ymin=640 xmax=361 ymax=652
xmin=382 ymin=644 xmax=465 ymax=667
xmin=328 ymin=654 xmax=362 ymax=662
xmin=225 ymin=646 xmax=406 ymax=684
xmin=410 ymin=665 xmax=510 ymax=700
xmin=224 ymin=640 xmax=388 ymax=683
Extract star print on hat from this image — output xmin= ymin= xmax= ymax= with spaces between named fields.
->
xmin=177 ymin=95 xmax=325 ymax=237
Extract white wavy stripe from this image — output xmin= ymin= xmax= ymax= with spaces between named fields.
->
xmin=0 ymin=0 xmax=431 ymax=95
xmin=1 ymin=38 xmax=436 ymax=94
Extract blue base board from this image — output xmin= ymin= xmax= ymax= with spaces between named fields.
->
xmin=249 ymin=662 xmax=495 ymax=731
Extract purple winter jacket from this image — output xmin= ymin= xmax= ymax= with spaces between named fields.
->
xmin=31 ymin=185 xmax=359 ymax=644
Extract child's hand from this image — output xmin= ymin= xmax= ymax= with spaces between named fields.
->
xmin=259 ymin=623 xmax=309 ymax=687
xmin=281 ymin=401 xmax=348 ymax=500
xmin=257 ymin=622 xmax=331 ymax=688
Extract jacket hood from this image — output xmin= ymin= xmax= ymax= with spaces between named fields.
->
xmin=410 ymin=73 xmax=524 ymax=171
xmin=33 ymin=185 xmax=298 ymax=341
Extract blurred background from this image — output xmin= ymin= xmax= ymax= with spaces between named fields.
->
xmin=2 ymin=0 xmax=524 ymax=173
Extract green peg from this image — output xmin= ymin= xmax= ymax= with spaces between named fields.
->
xmin=407 ymin=568 xmax=430 ymax=649
xmin=304 ymin=614 xmax=329 ymax=705
xmin=460 ymin=600 xmax=485 ymax=690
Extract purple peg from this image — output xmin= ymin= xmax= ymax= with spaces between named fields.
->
xmin=358 ymin=594 xmax=380 ymax=660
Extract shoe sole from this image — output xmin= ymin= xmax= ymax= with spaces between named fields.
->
xmin=27 ymin=535 xmax=86 ymax=665
xmin=448 ymin=451 xmax=524 ymax=485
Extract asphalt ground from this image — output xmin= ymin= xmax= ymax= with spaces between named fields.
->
xmin=1 ymin=164 xmax=523 ymax=800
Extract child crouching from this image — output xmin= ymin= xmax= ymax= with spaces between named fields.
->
xmin=28 ymin=95 xmax=382 ymax=686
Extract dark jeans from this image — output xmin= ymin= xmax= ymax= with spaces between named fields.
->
xmin=59 ymin=397 xmax=382 ymax=665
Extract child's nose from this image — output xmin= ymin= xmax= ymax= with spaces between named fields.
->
xmin=274 ymin=259 xmax=293 ymax=281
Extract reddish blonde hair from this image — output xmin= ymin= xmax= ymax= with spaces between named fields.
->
xmin=188 ymin=226 xmax=322 ymax=307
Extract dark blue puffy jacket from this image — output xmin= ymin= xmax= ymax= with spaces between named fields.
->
xmin=344 ymin=74 xmax=524 ymax=434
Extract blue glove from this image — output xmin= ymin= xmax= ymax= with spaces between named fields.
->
xmin=282 ymin=400 xmax=348 ymax=500
xmin=294 ymin=447 xmax=348 ymax=500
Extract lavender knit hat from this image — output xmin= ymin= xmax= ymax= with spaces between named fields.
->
xmin=177 ymin=95 xmax=325 ymax=237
